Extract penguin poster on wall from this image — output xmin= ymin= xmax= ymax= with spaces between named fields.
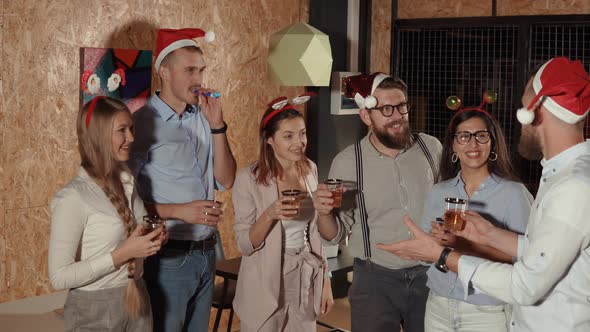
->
xmin=79 ymin=47 xmax=152 ymax=113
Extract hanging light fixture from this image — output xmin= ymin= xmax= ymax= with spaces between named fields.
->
xmin=267 ymin=22 xmax=333 ymax=86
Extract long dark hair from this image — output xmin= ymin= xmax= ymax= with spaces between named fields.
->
xmin=252 ymin=107 xmax=311 ymax=185
xmin=439 ymin=110 xmax=519 ymax=182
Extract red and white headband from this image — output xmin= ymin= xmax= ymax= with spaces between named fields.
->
xmin=262 ymin=92 xmax=316 ymax=128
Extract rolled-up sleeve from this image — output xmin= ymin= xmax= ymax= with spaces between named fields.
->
xmin=328 ymin=154 xmax=355 ymax=244
xmin=517 ymin=234 xmax=526 ymax=259
xmin=48 ymin=188 xmax=116 ymax=290
xmin=232 ymin=169 xmax=264 ymax=256
xmin=458 ymin=180 xmax=589 ymax=305
xmin=321 ymin=219 xmax=344 ymax=246
xmin=457 ymin=255 xmax=486 ymax=299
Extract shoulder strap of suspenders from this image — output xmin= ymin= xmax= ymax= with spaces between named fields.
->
xmin=354 ymin=135 xmax=435 ymax=259
xmin=354 ymin=141 xmax=372 ymax=259
xmin=413 ymin=133 xmax=437 ymax=184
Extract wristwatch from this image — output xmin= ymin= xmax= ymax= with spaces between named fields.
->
xmin=435 ymin=247 xmax=453 ymax=273
xmin=210 ymin=121 xmax=227 ymax=134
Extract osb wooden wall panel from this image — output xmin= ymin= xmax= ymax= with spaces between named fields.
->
xmin=370 ymin=0 xmax=392 ymax=74
xmin=398 ymin=0 xmax=492 ymax=18
xmin=0 ymin=0 xmax=307 ymax=302
xmin=1 ymin=207 xmax=52 ymax=302
xmin=372 ymin=0 xmax=590 ymax=74
xmin=498 ymin=0 xmax=590 ymax=15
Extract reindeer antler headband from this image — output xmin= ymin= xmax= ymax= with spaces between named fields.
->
xmin=262 ymin=92 xmax=316 ymax=128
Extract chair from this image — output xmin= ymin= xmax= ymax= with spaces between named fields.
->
xmin=212 ymin=231 xmax=236 ymax=332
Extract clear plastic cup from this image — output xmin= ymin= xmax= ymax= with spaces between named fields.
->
xmin=443 ymin=197 xmax=467 ymax=231
xmin=281 ymin=189 xmax=302 ymax=217
xmin=323 ymin=179 xmax=344 ymax=208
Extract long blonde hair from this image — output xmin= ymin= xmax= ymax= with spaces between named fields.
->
xmin=77 ymin=97 xmax=146 ymax=317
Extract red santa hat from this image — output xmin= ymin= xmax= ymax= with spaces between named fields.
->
xmin=517 ymin=57 xmax=590 ymax=125
xmin=343 ymin=72 xmax=391 ymax=109
xmin=154 ymin=28 xmax=215 ymax=71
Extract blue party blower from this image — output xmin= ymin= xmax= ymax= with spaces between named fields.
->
xmin=192 ymin=89 xmax=221 ymax=98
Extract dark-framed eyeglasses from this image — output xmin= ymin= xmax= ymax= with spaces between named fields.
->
xmin=454 ymin=130 xmax=491 ymax=145
xmin=370 ymin=101 xmax=410 ymax=117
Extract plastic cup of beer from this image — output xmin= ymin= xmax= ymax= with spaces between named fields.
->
xmin=323 ymin=179 xmax=344 ymax=208
xmin=443 ymin=197 xmax=467 ymax=231
xmin=281 ymin=189 xmax=302 ymax=217
xmin=212 ymin=200 xmax=223 ymax=210
xmin=143 ymin=215 xmax=164 ymax=234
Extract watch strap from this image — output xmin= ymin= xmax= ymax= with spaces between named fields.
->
xmin=435 ymin=247 xmax=453 ymax=273
xmin=211 ymin=121 xmax=227 ymax=134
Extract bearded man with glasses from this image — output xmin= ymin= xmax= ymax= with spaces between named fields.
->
xmin=314 ymin=73 xmax=442 ymax=332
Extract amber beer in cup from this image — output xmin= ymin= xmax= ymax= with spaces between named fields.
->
xmin=143 ymin=215 xmax=164 ymax=233
xmin=212 ymin=200 xmax=223 ymax=210
xmin=443 ymin=197 xmax=467 ymax=231
xmin=324 ymin=179 xmax=343 ymax=208
xmin=281 ymin=189 xmax=302 ymax=217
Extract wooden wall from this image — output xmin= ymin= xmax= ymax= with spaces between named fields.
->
xmin=370 ymin=0 xmax=590 ymax=73
xmin=0 ymin=0 xmax=307 ymax=302
xmin=2 ymin=0 xmax=589 ymax=305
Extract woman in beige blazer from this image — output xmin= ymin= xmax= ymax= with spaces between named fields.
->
xmin=232 ymin=97 xmax=340 ymax=331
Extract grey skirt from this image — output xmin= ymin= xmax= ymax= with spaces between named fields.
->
xmin=64 ymin=279 xmax=152 ymax=332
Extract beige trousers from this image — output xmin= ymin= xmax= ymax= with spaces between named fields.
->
xmin=241 ymin=247 xmax=323 ymax=332
xmin=64 ymin=279 xmax=152 ymax=332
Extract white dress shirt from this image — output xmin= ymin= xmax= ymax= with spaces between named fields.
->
xmin=458 ymin=140 xmax=590 ymax=332
xmin=48 ymin=167 xmax=147 ymax=291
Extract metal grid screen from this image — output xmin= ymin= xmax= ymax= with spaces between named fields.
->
xmin=524 ymin=24 xmax=590 ymax=188
xmin=395 ymin=22 xmax=590 ymax=192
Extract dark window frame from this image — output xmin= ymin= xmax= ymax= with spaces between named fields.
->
xmin=390 ymin=14 xmax=590 ymax=193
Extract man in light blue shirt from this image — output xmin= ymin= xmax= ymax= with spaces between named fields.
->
xmin=129 ymin=28 xmax=236 ymax=332
xmin=377 ymin=57 xmax=590 ymax=331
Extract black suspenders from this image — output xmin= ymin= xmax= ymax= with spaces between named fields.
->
xmin=413 ymin=133 xmax=438 ymax=181
xmin=354 ymin=141 xmax=372 ymax=259
xmin=353 ymin=134 xmax=436 ymax=259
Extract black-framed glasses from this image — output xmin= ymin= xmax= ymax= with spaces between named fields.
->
xmin=454 ymin=130 xmax=491 ymax=145
xmin=371 ymin=101 xmax=410 ymax=117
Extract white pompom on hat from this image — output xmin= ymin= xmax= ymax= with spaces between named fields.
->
xmin=517 ymin=57 xmax=590 ymax=125
xmin=154 ymin=28 xmax=215 ymax=71
xmin=343 ymin=73 xmax=391 ymax=109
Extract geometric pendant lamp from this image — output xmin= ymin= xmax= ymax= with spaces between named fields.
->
xmin=267 ymin=22 xmax=333 ymax=86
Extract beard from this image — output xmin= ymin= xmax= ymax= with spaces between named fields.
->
xmin=372 ymin=118 xmax=412 ymax=150
xmin=518 ymin=125 xmax=543 ymax=160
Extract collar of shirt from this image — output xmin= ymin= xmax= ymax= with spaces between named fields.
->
xmin=540 ymin=140 xmax=590 ymax=179
xmin=77 ymin=166 xmax=134 ymax=199
xmin=447 ymin=171 xmax=500 ymax=199
xmin=449 ymin=171 xmax=500 ymax=193
xmin=150 ymin=91 xmax=198 ymax=121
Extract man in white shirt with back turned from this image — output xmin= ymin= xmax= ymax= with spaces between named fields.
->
xmin=377 ymin=57 xmax=590 ymax=332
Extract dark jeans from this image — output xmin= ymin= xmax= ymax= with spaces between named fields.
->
xmin=349 ymin=258 xmax=429 ymax=332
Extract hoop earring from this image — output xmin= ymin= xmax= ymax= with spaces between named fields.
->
xmin=451 ymin=153 xmax=459 ymax=163
xmin=489 ymin=151 xmax=498 ymax=161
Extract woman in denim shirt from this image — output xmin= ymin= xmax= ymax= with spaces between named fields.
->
xmin=421 ymin=107 xmax=533 ymax=332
